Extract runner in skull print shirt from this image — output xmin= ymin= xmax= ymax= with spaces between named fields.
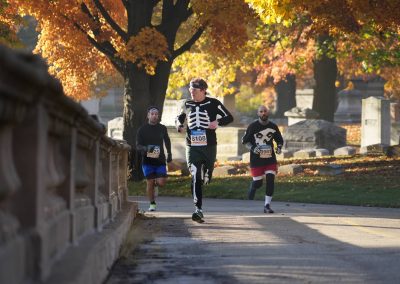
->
xmin=242 ymin=105 xmax=283 ymax=213
xmin=176 ymin=78 xmax=233 ymax=222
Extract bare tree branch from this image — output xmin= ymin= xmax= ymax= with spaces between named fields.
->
xmin=172 ymin=27 xmax=204 ymax=59
xmin=92 ymin=0 xmax=128 ymax=42
xmin=71 ymin=20 xmax=125 ymax=74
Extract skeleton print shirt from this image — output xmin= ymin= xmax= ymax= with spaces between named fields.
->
xmin=176 ymin=97 xmax=233 ymax=146
xmin=242 ymin=120 xmax=283 ymax=167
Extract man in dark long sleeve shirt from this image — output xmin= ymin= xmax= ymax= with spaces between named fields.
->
xmin=242 ymin=105 xmax=283 ymax=213
xmin=137 ymin=106 xmax=172 ymax=211
xmin=175 ymin=78 xmax=233 ymax=223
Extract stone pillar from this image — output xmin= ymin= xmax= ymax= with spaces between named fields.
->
xmin=219 ymin=93 xmax=239 ymax=125
xmin=361 ymin=96 xmax=391 ymax=151
xmin=334 ymin=88 xmax=365 ymax=123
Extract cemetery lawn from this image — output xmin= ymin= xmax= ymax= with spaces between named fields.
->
xmin=128 ymin=155 xmax=400 ymax=208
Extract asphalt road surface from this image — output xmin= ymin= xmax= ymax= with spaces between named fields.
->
xmin=106 ymin=196 xmax=400 ymax=284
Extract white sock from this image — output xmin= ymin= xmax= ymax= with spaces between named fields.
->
xmin=265 ymin=196 xmax=272 ymax=206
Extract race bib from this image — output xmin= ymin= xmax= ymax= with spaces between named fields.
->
xmin=190 ymin=129 xmax=207 ymax=146
xmin=146 ymin=145 xmax=160 ymax=158
xmin=259 ymin=145 xmax=272 ymax=158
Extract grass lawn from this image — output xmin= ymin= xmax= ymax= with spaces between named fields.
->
xmin=128 ymin=155 xmax=400 ymax=208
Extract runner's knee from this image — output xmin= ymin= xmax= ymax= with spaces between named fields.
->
xmin=252 ymin=179 xmax=263 ymax=189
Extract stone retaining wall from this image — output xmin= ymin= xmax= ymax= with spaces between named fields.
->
xmin=0 ymin=45 xmax=135 ymax=284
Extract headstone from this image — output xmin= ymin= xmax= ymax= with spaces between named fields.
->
xmin=276 ymin=149 xmax=294 ymax=160
xmin=107 ymin=117 xmax=124 ymax=140
xmin=278 ymin=164 xmax=303 ymax=175
xmin=296 ymin=89 xmax=314 ymax=108
xmin=212 ymin=165 xmax=237 ymax=177
xmin=167 ymin=159 xmax=190 ymax=176
xmin=334 ymin=88 xmax=365 ymax=123
xmin=283 ymin=119 xmax=346 ymax=153
xmin=363 ymin=144 xmax=390 ymax=156
xmin=387 ymin=145 xmax=400 ymax=158
xmin=242 ymin=152 xmax=250 ymax=163
xmin=284 ymin=107 xmax=319 ymax=126
xmin=161 ymin=99 xmax=185 ymax=126
xmin=315 ymin=164 xmax=344 ymax=176
xmin=334 ymin=146 xmax=356 ymax=156
xmin=293 ymin=149 xmax=316 ymax=159
xmin=315 ymin=148 xmax=330 ymax=157
xmin=360 ymin=96 xmax=390 ymax=152
xmin=219 ymin=93 xmax=240 ymax=125
xmin=334 ymin=76 xmax=386 ymax=124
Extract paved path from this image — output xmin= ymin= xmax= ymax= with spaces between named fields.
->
xmin=107 ymin=196 xmax=400 ymax=284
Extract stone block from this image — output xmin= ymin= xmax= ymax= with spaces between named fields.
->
xmin=283 ymin=119 xmax=346 ymax=153
xmin=212 ymin=165 xmax=237 ymax=177
xmin=278 ymin=164 xmax=303 ymax=175
xmin=387 ymin=145 xmax=400 ymax=157
xmin=277 ymin=149 xmax=293 ymax=160
xmin=107 ymin=117 xmax=123 ymax=140
xmin=242 ymin=152 xmax=250 ymax=163
xmin=315 ymin=148 xmax=330 ymax=157
xmin=167 ymin=159 xmax=190 ymax=176
xmin=315 ymin=164 xmax=344 ymax=176
xmin=293 ymin=149 xmax=316 ymax=159
xmin=334 ymin=146 xmax=357 ymax=156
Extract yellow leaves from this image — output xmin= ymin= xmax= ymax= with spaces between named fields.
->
xmin=192 ymin=0 xmax=252 ymax=55
xmin=245 ymin=0 xmax=293 ymax=26
xmin=168 ymin=51 xmax=238 ymax=99
xmin=118 ymin=27 xmax=169 ymax=75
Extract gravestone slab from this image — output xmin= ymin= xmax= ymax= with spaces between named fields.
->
xmin=276 ymin=149 xmax=294 ymax=160
xmin=334 ymin=146 xmax=356 ymax=156
xmin=107 ymin=117 xmax=123 ymax=140
xmin=315 ymin=164 xmax=344 ymax=176
xmin=293 ymin=149 xmax=316 ymax=159
xmin=284 ymin=107 xmax=319 ymax=126
xmin=315 ymin=148 xmax=330 ymax=157
xmin=387 ymin=145 xmax=400 ymax=158
xmin=278 ymin=164 xmax=303 ymax=175
xmin=361 ymin=96 xmax=390 ymax=148
xmin=212 ymin=165 xmax=237 ymax=177
xmin=283 ymin=119 xmax=346 ymax=153
xmin=361 ymin=144 xmax=390 ymax=156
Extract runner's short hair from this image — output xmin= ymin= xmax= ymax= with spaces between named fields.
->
xmin=190 ymin=78 xmax=208 ymax=90
xmin=147 ymin=106 xmax=160 ymax=113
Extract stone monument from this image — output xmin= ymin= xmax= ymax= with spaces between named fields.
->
xmin=283 ymin=119 xmax=346 ymax=153
xmin=360 ymin=96 xmax=390 ymax=152
xmin=334 ymin=77 xmax=386 ymax=123
xmin=284 ymin=89 xmax=320 ymax=126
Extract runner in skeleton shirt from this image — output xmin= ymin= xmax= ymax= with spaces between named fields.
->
xmin=176 ymin=78 xmax=233 ymax=223
xmin=242 ymin=105 xmax=283 ymax=213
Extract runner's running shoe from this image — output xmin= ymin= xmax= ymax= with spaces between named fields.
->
xmin=148 ymin=203 xmax=157 ymax=212
xmin=263 ymin=204 xmax=274 ymax=213
xmin=195 ymin=208 xmax=204 ymax=218
xmin=192 ymin=210 xmax=204 ymax=223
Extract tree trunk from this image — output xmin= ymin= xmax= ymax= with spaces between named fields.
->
xmin=273 ymin=74 xmax=296 ymax=118
xmin=312 ymin=35 xmax=338 ymax=122
xmin=122 ymin=61 xmax=173 ymax=181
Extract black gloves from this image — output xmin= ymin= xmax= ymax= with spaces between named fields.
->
xmin=167 ymin=153 xmax=172 ymax=163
